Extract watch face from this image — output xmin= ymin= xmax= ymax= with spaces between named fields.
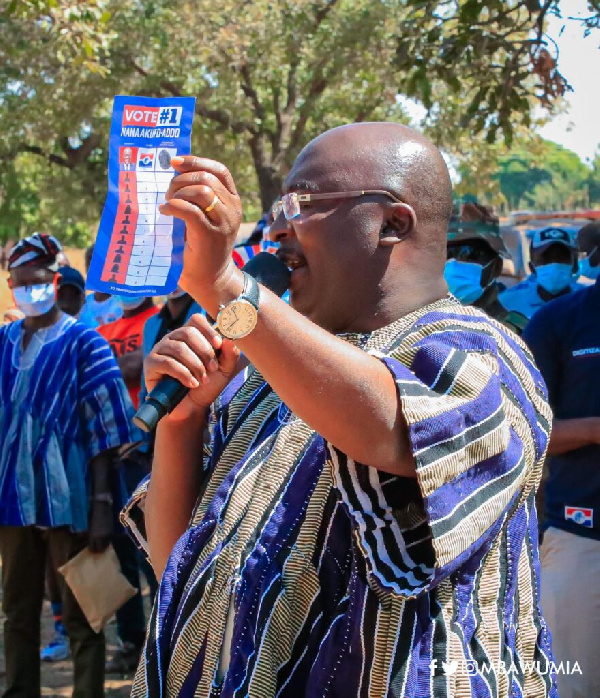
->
xmin=217 ymin=300 xmax=258 ymax=339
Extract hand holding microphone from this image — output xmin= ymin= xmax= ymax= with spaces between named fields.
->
xmin=134 ymin=252 xmax=290 ymax=431
xmin=139 ymin=313 xmax=241 ymax=427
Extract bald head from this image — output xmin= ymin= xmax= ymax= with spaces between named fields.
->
xmin=290 ymin=123 xmax=453 ymax=237
xmin=272 ymin=122 xmax=451 ymax=331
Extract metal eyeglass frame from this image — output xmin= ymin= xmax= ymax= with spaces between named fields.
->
xmin=271 ymin=190 xmax=404 ymax=221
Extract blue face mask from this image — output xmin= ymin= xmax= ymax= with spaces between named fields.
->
xmin=115 ymin=295 xmax=146 ymax=311
xmin=579 ymin=257 xmax=600 ymax=280
xmin=535 ymin=263 xmax=573 ymax=295
xmin=444 ymin=259 xmax=486 ymax=304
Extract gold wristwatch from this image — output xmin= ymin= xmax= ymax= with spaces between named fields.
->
xmin=215 ymin=272 xmax=260 ymax=339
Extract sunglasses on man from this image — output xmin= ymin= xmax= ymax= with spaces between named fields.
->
xmin=446 ymin=243 xmax=495 ymax=266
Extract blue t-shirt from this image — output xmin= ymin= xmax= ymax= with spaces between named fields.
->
xmin=500 ymin=274 xmax=585 ymax=321
xmin=523 ymin=279 xmax=600 ymax=539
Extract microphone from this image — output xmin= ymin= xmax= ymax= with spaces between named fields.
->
xmin=133 ymin=252 xmax=290 ymax=432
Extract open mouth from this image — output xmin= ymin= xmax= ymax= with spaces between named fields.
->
xmin=277 ymin=249 xmax=307 ymax=273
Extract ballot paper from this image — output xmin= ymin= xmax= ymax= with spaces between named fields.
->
xmin=87 ymin=95 xmax=195 ymax=297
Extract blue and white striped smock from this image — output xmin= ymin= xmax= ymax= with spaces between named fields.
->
xmin=0 ymin=313 xmax=136 ymax=532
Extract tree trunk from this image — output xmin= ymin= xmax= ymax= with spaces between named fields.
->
xmin=250 ymin=158 xmax=281 ymax=213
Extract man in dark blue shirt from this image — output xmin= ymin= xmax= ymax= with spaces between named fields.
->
xmin=523 ymin=224 xmax=600 ymax=697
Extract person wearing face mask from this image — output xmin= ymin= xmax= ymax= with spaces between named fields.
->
xmin=577 ymin=222 xmax=600 ymax=283
xmin=500 ymin=227 xmax=584 ymax=323
xmin=0 ymin=233 xmax=138 ymax=697
xmin=97 ymin=294 xmax=159 ymax=410
xmin=79 ymin=244 xmax=123 ymax=328
xmin=445 ymin=225 xmax=527 ymax=334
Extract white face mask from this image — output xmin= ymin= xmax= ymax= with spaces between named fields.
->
xmin=12 ymin=283 xmax=56 ymax=317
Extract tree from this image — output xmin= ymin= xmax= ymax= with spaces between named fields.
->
xmin=493 ymin=138 xmax=592 ymax=210
xmin=587 ymin=152 xmax=600 ymax=205
xmin=0 ymin=0 xmax=577 ymax=243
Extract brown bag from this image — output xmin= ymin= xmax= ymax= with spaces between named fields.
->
xmin=58 ymin=545 xmax=137 ymax=633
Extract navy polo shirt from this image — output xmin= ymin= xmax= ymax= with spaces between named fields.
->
xmin=523 ymin=279 xmax=600 ymax=540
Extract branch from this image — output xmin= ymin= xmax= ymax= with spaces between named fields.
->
xmin=239 ymin=60 xmax=266 ymax=122
xmin=129 ymin=58 xmax=256 ymax=135
xmin=16 ymin=132 xmax=102 ymax=169
xmin=271 ymin=0 xmax=340 ymax=159
xmin=17 ymin=145 xmax=70 ymax=168
xmin=284 ymin=56 xmax=331 ymax=161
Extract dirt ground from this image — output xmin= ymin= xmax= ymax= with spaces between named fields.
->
xmin=0 ymin=561 xmax=142 ymax=696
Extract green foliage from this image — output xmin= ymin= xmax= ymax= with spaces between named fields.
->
xmin=458 ymin=137 xmax=598 ymax=211
xmin=496 ymin=139 xmax=595 ymax=210
xmin=0 ymin=0 xmax=589 ymax=244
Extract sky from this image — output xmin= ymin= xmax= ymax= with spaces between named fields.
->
xmin=539 ymin=0 xmax=599 ymax=164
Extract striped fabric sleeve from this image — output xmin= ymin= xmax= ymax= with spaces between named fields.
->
xmin=121 ymin=474 xmax=151 ymax=555
xmin=78 ymin=329 xmax=138 ymax=458
xmin=328 ymin=337 xmax=534 ymax=599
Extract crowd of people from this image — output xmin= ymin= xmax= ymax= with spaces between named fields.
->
xmin=0 ymin=122 xmax=598 ymax=698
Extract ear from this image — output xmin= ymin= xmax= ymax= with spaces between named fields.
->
xmin=379 ymin=203 xmax=417 ymax=247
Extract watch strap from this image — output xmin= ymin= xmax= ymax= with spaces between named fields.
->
xmin=241 ymin=272 xmax=260 ymax=310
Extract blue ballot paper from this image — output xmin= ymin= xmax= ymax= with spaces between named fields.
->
xmin=87 ymin=95 xmax=195 ymax=297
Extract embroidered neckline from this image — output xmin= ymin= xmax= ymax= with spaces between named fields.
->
xmin=10 ymin=313 xmax=75 ymax=371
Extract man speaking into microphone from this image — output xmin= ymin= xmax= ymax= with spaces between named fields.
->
xmin=123 ymin=123 xmax=556 ymax=697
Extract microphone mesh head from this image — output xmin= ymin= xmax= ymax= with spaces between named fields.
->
xmin=242 ymin=252 xmax=291 ymax=297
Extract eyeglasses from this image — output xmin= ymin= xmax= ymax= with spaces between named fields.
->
xmin=271 ymin=190 xmax=404 ymax=222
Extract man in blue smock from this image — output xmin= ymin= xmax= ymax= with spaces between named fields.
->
xmin=500 ymin=227 xmax=584 ymax=323
xmin=523 ymin=222 xmax=600 ymax=697
xmin=0 ymin=233 xmax=137 ymax=697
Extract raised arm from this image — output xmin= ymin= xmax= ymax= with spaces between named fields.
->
xmin=158 ymin=157 xmax=419 ymax=478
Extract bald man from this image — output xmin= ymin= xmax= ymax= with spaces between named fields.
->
xmin=123 ymin=124 xmax=556 ymax=697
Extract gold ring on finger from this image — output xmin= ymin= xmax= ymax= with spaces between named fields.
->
xmin=203 ymin=194 xmax=220 ymax=213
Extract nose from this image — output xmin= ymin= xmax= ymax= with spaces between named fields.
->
xmin=268 ymin=213 xmax=296 ymax=244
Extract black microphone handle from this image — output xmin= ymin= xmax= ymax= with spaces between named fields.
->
xmin=133 ymin=252 xmax=290 ymax=432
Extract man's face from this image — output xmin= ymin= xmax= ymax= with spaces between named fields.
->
xmin=532 ymin=243 xmax=571 ymax=267
xmin=9 ymin=265 xmax=55 ymax=290
xmin=57 ymin=285 xmax=84 ymax=316
xmin=269 ymin=158 xmax=387 ymax=333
